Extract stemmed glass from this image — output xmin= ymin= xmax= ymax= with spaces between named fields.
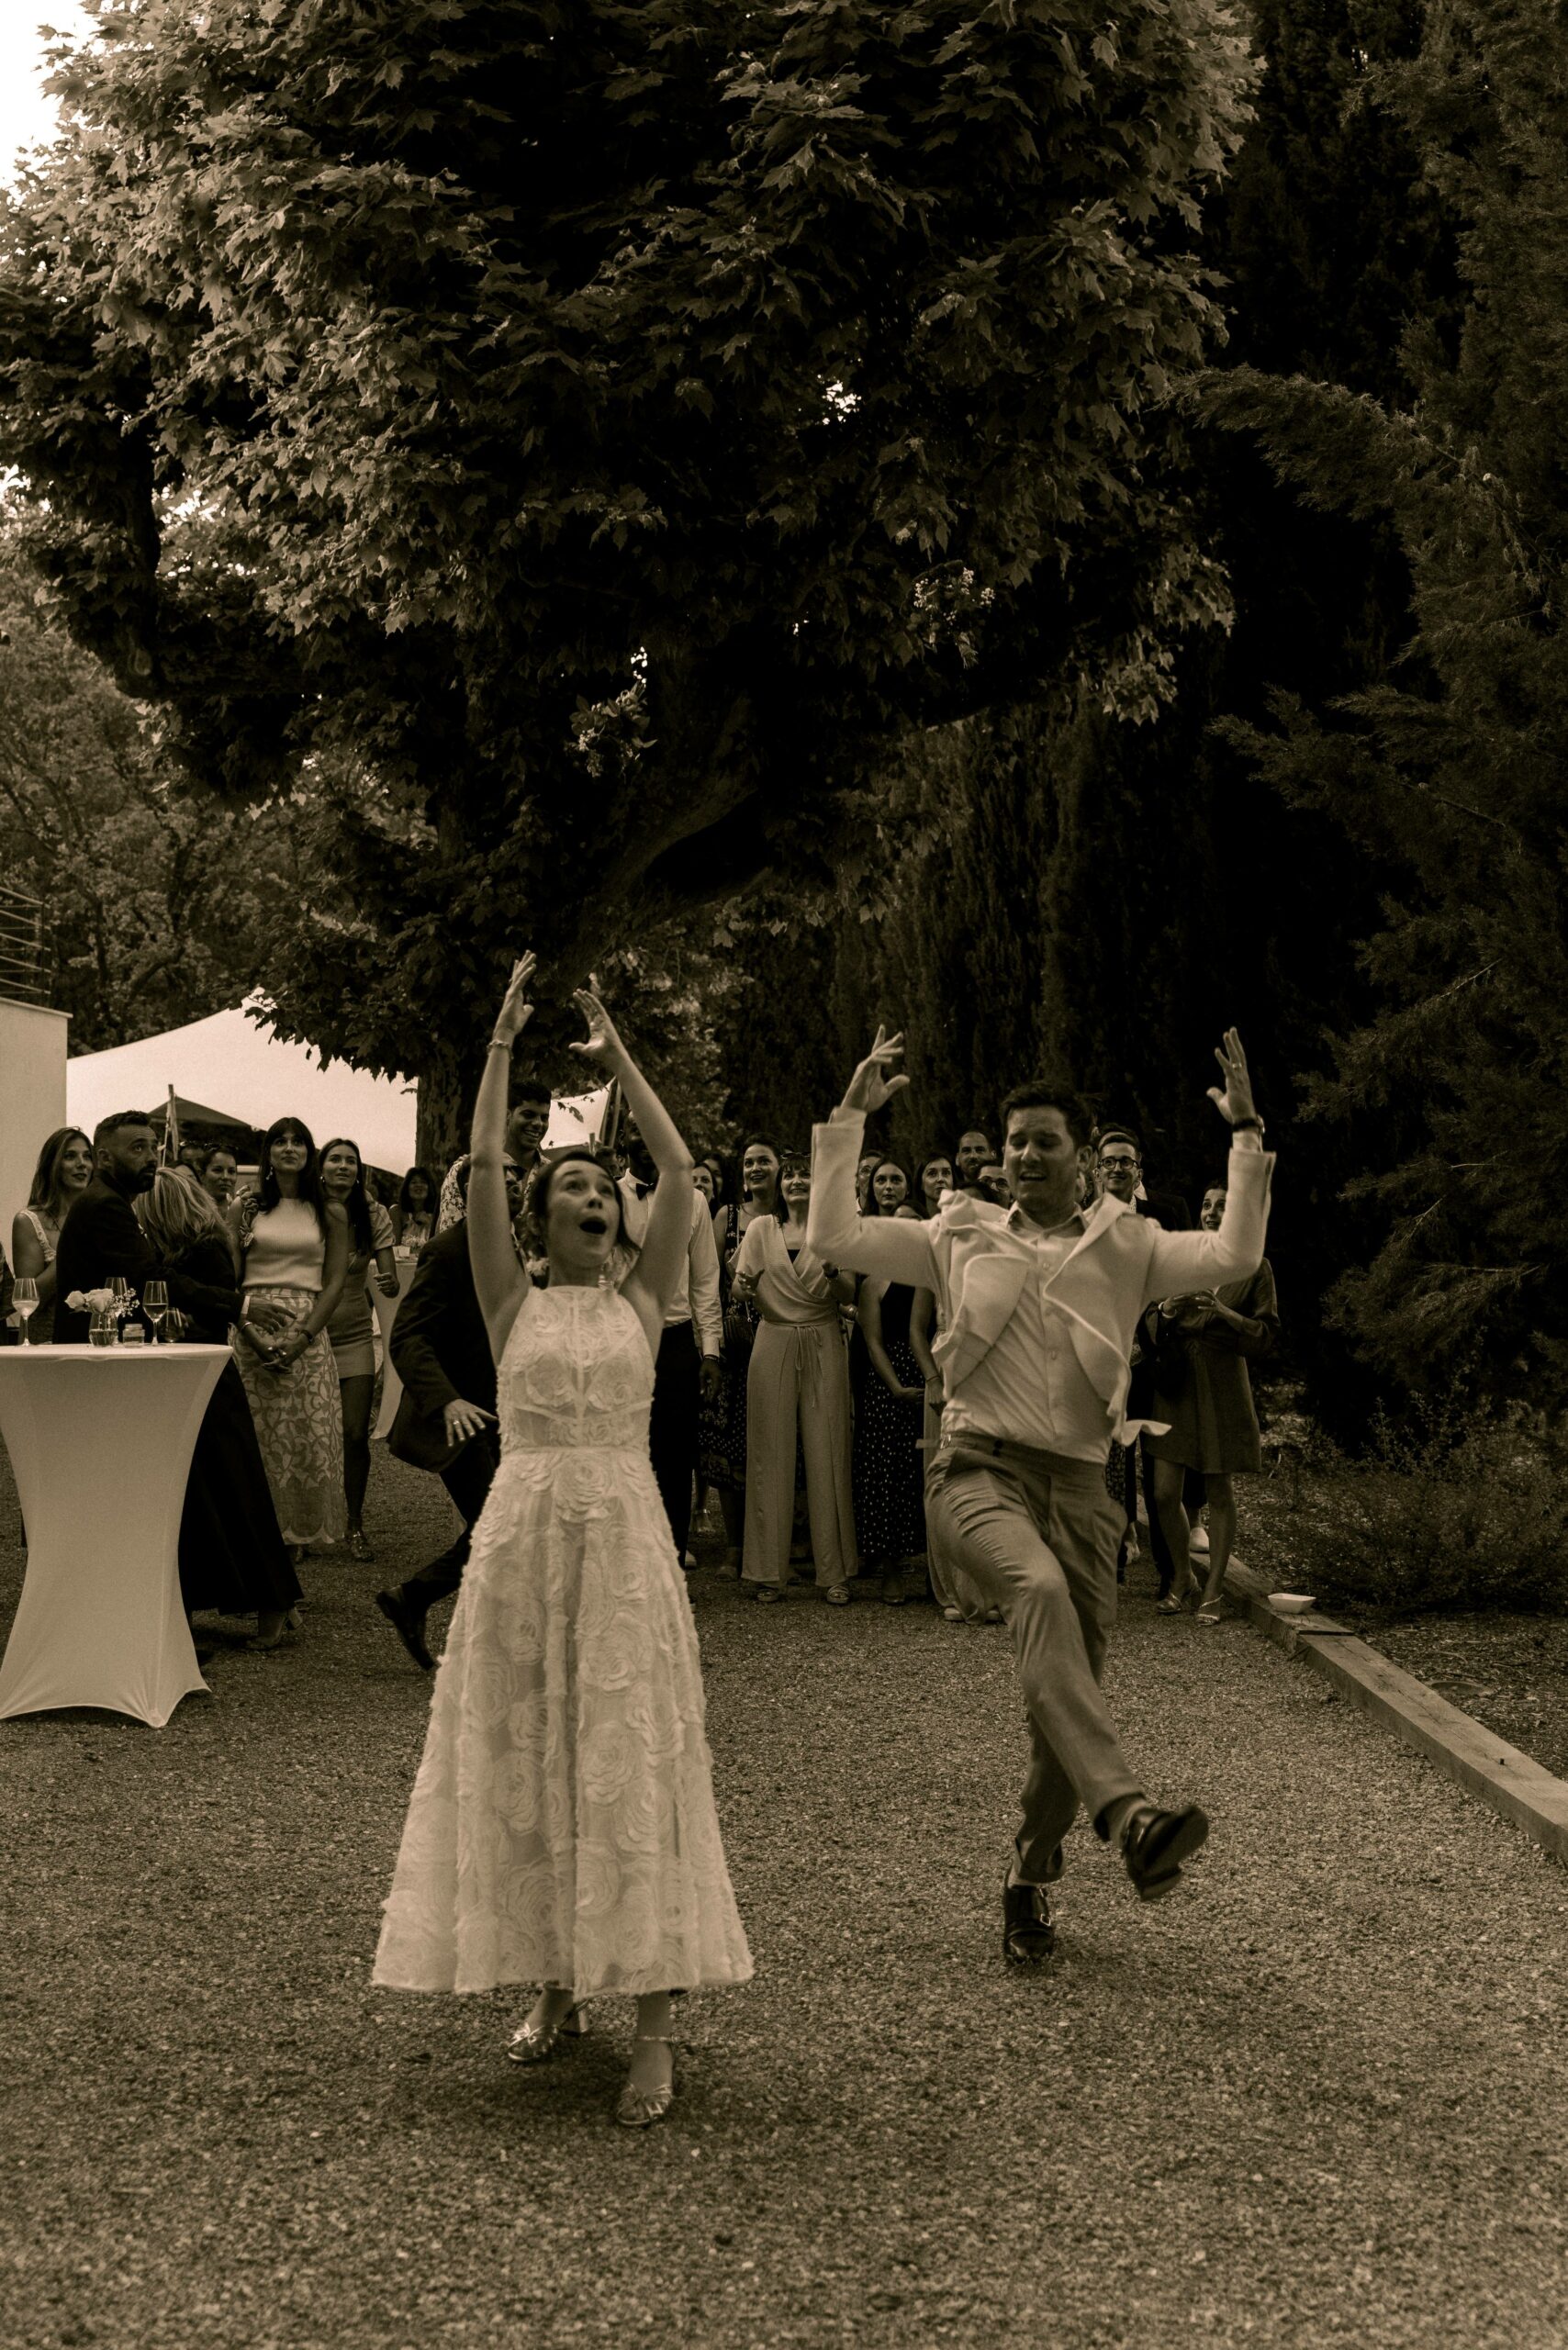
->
xmin=13 ymin=1278 xmax=38 ymax=1344
xmin=143 ymin=1281 xmax=168 ymax=1345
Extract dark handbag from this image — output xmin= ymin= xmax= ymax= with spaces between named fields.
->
xmin=722 ymin=1295 xmax=758 ymax=1362
xmin=386 ymin=1388 xmax=470 ymax=1473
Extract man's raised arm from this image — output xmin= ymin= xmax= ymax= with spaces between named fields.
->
xmin=1142 ymin=1028 xmax=1276 ymax=1303
xmin=806 ymin=1028 xmax=938 ymax=1289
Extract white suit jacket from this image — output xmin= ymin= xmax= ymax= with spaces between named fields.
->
xmin=807 ymin=1110 xmax=1274 ymax=1449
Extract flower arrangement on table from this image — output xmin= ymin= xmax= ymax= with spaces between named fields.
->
xmin=65 ymin=1286 xmax=140 ymax=1335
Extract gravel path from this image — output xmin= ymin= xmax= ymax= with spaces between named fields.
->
xmin=2 ymin=1450 xmax=1566 ymax=2350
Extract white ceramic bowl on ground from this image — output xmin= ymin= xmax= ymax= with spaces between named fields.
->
xmin=1269 ymin=1592 xmax=1316 ymax=1615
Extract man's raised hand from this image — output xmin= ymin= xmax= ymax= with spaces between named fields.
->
xmin=1205 ymin=1028 xmax=1258 ymax=1128
xmin=841 ymin=1026 xmax=912 ymax=1116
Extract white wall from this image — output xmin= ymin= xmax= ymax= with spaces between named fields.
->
xmin=0 ymin=1001 xmax=70 ymax=1241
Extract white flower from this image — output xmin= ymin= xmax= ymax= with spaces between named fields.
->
xmin=65 ymin=1291 xmax=87 ymax=1313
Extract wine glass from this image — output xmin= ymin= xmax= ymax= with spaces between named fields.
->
xmin=108 ymin=1275 xmax=129 ymax=1312
xmin=143 ymin=1280 xmax=168 ymax=1344
xmin=13 ymin=1278 xmax=38 ymax=1343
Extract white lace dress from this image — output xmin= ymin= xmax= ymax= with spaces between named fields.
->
xmin=373 ymin=1284 xmax=753 ymax=1998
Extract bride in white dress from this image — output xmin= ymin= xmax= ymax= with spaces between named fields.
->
xmin=374 ymin=954 xmax=752 ymax=2126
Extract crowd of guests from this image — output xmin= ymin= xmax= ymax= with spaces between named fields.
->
xmin=0 ymin=1090 xmax=1279 ymax=1669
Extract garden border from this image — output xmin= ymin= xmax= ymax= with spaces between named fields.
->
xmin=1221 ymin=1558 xmax=1568 ymax=1865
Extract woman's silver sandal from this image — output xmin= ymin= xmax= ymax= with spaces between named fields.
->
xmin=506 ymin=2002 xmax=589 ymax=2065
xmin=615 ymin=2034 xmax=677 ymax=2128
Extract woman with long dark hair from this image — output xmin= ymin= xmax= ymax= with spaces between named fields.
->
xmin=851 ymin=1159 xmax=928 ymax=1604
xmin=10 ymin=1126 xmax=95 ymax=1343
xmin=394 ymin=1167 xmax=438 ymax=1251
xmin=137 ymin=1167 xmax=301 ymax=1647
xmin=230 ymin=1117 xmax=351 ymax=1563
xmin=199 ymin=1146 xmax=242 ymax=1222
xmin=319 ymin=1138 xmax=399 ymax=1560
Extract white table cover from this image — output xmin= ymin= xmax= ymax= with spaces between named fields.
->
xmin=0 ymin=1345 xmax=231 ymax=1729
xmin=372 ymin=1256 xmax=419 ymax=1441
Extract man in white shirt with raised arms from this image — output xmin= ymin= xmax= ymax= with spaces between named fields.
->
xmin=808 ymin=1025 xmax=1273 ymax=1961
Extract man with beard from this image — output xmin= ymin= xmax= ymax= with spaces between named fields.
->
xmin=955 ymin=1128 xmax=995 ymax=1197
xmin=52 ymin=1113 xmax=292 ymax=1348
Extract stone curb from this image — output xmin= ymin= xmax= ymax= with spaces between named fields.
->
xmin=1221 ymin=1558 xmax=1568 ymax=1866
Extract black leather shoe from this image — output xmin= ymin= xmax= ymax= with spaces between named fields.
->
xmin=375 ymin=1587 xmax=435 ymax=1673
xmin=1121 ymin=1803 xmax=1209 ymax=1902
xmin=1002 ymin=1871 xmax=1058 ymax=1964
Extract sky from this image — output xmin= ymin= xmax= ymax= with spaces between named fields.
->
xmin=0 ymin=4 xmax=92 ymax=184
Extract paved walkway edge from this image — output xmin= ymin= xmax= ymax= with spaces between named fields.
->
xmin=1221 ymin=1560 xmax=1568 ymax=1866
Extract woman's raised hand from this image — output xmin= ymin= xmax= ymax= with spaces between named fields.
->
xmin=1205 ymin=1028 xmax=1258 ymax=1127
xmin=568 ymin=985 xmax=632 ymax=1073
xmin=841 ymin=1025 xmax=912 ymax=1115
xmin=494 ymin=951 xmax=539 ymax=1045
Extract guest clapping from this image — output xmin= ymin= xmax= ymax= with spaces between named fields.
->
xmin=230 ymin=1119 xmax=350 ymax=1563
xmin=734 ymin=1150 xmax=857 ymax=1605
xmin=11 ymin=1126 xmax=94 ymax=1343
xmin=319 ymin=1138 xmax=398 ymax=1561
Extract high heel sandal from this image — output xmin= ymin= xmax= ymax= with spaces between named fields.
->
xmin=506 ymin=2001 xmax=589 ymax=2065
xmin=616 ymin=2034 xmax=677 ymax=2129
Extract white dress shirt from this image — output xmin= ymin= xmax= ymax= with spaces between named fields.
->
xmin=941 ymin=1207 xmax=1109 ymax=1461
xmin=616 ymin=1178 xmax=722 ymax=1354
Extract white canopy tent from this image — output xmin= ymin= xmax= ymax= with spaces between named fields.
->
xmin=65 ymin=997 xmax=420 ymax=1174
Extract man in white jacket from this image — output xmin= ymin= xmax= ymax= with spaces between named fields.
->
xmin=808 ymin=1026 xmax=1273 ymax=1960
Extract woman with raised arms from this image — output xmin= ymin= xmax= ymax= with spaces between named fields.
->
xmin=373 ymin=956 xmax=751 ymax=2128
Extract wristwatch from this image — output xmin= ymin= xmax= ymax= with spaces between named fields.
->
xmin=1231 ymin=1115 xmax=1265 ymax=1136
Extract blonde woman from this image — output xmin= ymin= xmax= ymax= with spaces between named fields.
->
xmin=10 ymin=1125 xmax=95 ymax=1343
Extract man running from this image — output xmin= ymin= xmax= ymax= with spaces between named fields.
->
xmin=808 ymin=1027 xmax=1272 ymax=1960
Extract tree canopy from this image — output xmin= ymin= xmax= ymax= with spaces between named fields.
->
xmin=0 ymin=0 xmax=1251 ymax=1146
xmin=1208 ymin=0 xmax=1568 ymax=1401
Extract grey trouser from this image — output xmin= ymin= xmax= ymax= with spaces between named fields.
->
xmin=926 ymin=1433 xmax=1143 ymax=1880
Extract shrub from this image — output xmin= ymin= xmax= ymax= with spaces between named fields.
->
xmin=1286 ymin=1403 xmax=1568 ymax=1616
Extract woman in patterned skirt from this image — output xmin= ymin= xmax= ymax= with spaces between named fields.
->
xmin=320 ymin=1138 xmax=399 ymax=1561
xmin=230 ymin=1119 xmax=351 ymax=1564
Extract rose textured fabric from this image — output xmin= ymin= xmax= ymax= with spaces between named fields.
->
xmin=373 ymin=1285 xmax=753 ymax=1998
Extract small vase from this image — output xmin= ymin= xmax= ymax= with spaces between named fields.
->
xmin=89 ymin=1308 xmax=115 ymax=1349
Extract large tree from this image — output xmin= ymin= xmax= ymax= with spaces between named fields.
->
xmin=1208 ymin=0 xmax=1568 ymax=1402
xmin=0 ymin=0 xmax=1251 ymax=1149
xmin=0 ymin=519 xmax=303 ymax=1051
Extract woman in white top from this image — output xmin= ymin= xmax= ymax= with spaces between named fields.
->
xmin=11 ymin=1126 xmax=95 ymax=1344
xmin=733 ymin=1150 xmax=857 ymax=1604
xmin=230 ymin=1118 xmax=351 ymax=1562
xmin=319 ymin=1137 xmax=399 ymax=1561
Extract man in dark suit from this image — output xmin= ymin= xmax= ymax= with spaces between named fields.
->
xmin=1094 ymin=1125 xmax=1202 ymax=1595
xmin=374 ymin=1154 xmax=525 ymax=1671
xmin=52 ymin=1111 xmax=292 ymax=1348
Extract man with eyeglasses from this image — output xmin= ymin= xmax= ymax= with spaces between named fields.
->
xmin=1095 ymin=1125 xmax=1204 ymax=1595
